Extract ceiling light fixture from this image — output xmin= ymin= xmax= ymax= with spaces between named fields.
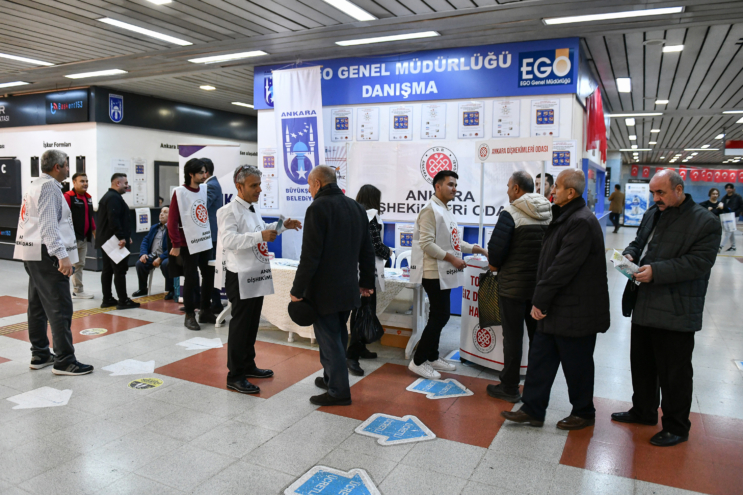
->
xmin=321 ymin=0 xmax=375 ymax=21
xmin=701 ymin=144 xmax=710 ymax=148
xmin=715 ymin=134 xmax=725 ymax=139
xmin=738 ymin=117 xmax=743 ymax=124
xmin=723 ymin=110 xmax=743 ymax=114
xmin=629 ymin=135 xmax=637 ymax=140
xmin=543 ymin=6 xmax=684 ymax=25
xmin=0 ymin=53 xmax=54 ymax=66
xmin=199 ymin=85 xmax=216 ymax=90
xmin=231 ymin=102 xmax=254 ymax=108
xmin=662 ymin=45 xmax=684 ymax=53
xmin=655 ymin=99 xmax=669 ymax=104
xmin=620 ymin=148 xmax=653 ymax=151
xmin=609 ymin=113 xmax=663 ymax=118
xmin=691 ymin=152 xmax=698 ymax=156
xmin=650 ymin=129 xmax=661 ymax=133
xmin=145 ymin=0 xmax=172 ymax=4
xmin=0 ymin=81 xmax=30 ymax=88
xmin=660 ymin=156 xmax=665 ymax=159
xmin=99 ymin=18 xmax=192 ymax=46
xmin=616 ymin=78 xmax=631 ymax=93
xmin=189 ymin=50 xmax=268 ymax=64
xmin=65 ymin=69 xmax=127 ymax=79
xmin=649 ymin=141 xmax=657 ymax=145
xmin=684 ymin=148 xmax=718 ymax=151
xmin=625 ymin=118 xmax=636 ymax=126
xmin=336 ymin=31 xmax=440 ymax=46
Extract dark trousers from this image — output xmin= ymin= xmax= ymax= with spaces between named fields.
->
xmin=609 ymin=212 xmax=621 ymax=231
xmin=135 ymin=256 xmax=173 ymax=292
xmin=629 ymin=323 xmax=695 ymax=436
xmin=24 ymin=245 xmax=76 ymax=367
xmin=101 ymin=248 xmax=129 ymax=301
xmin=210 ymin=245 xmax=223 ymax=310
xmin=521 ymin=331 xmax=597 ymax=421
xmin=414 ymin=278 xmax=451 ymax=366
xmin=181 ymin=245 xmax=214 ymax=314
xmin=499 ymin=296 xmax=537 ymax=394
xmin=225 ymin=270 xmax=263 ymax=381
xmin=313 ymin=311 xmax=352 ymax=398
xmin=348 ymin=291 xmax=377 ymax=361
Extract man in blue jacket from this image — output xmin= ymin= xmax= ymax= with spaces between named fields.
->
xmin=203 ymin=158 xmax=224 ymax=314
xmin=133 ymin=207 xmax=173 ymax=299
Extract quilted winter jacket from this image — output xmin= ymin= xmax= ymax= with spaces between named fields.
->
xmin=622 ymin=194 xmax=720 ymax=332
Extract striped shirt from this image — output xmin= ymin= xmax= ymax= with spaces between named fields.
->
xmin=38 ymin=173 xmax=68 ymax=259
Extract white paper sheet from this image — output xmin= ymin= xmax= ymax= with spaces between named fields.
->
xmin=492 ymin=99 xmax=520 ymax=138
xmin=102 ymin=235 xmax=130 ymax=265
xmin=389 ymin=105 xmax=413 ymax=141
xmin=356 ymin=107 xmax=380 ymax=141
xmin=176 ymin=337 xmax=224 ymax=351
xmin=458 ymin=101 xmax=484 ymax=139
xmin=7 ymin=387 xmax=72 ymax=409
xmin=102 ymin=359 xmax=156 ymax=376
xmin=331 ymin=108 xmax=354 ymax=142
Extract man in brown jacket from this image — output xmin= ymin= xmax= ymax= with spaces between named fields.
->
xmin=608 ymin=184 xmax=625 ymax=233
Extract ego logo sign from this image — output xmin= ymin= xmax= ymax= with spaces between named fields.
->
xmin=519 ymin=48 xmax=573 ymax=87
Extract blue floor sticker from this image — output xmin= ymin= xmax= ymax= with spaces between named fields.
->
xmin=355 ymin=413 xmax=436 ymax=446
xmin=285 ymin=466 xmax=380 ymax=495
xmin=445 ymin=349 xmax=461 ymax=362
xmin=406 ymin=377 xmax=474 ymax=399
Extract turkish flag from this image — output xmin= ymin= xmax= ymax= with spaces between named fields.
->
xmin=690 ymin=169 xmax=701 ymax=181
xmin=641 ymin=166 xmax=651 ymax=178
xmin=679 ymin=168 xmax=688 ymax=180
xmin=714 ymin=170 xmax=723 ymax=182
xmin=630 ymin=165 xmax=639 ymax=177
xmin=738 ymin=170 xmax=743 ymax=183
xmin=721 ymin=170 xmax=730 ymax=181
xmin=704 ymin=170 xmax=714 ymax=182
xmin=729 ymin=170 xmax=738 ymax=183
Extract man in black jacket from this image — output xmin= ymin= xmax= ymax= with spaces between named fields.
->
xmin=486 ymin=171 xmax=551 ymax=403
xmin=502 ymin=169 xmax=610 ymax=431
xmin=96 ymin=173 xmax=139 ymax=310
xmin=612 ymin=170 xmax=720 ymax=447
xmin=290 ymin=166 xmax=375 ymax=406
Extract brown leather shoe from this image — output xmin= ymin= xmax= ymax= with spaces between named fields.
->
xmin=556 ymin=415 xmax=595 ymax=430
xmin=500 ymin=409 xmax=544 ymax=427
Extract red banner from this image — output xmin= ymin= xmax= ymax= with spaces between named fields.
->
xmin=714 ymin=170 xmax=723 ymax=182
xmin=690 ymin=169 xmax=701 ymax=181
xmin=704 ymin=169 xmax=714 ymax=182
xmin=679 ymin=168 xmax=688 ymax=180
xmin=641 ymin=166 xmax=651 ymax=179
xmin=630 ymin=164 xmax=639 ymax=177
xmin=729 ymin=170 xmax=738 ymax=183
xmin=739 ymin=170 xmax=743 ymax=183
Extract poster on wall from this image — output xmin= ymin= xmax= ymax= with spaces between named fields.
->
xmin=133 ymin=158 xmax=146 ymax=182
xmin=458 ymin=101 xmax=484 ymax=139
xmin=259 ymin=148 xmax=276 ymax=171
xmin=530 ymin=99 xmax=560 ymax=137
xmin=492 ymin=99 xmax=520 ymax=138
xmin=356 ymin=107 xmax=380 ymax=141
xmin=111 ymin=158 xmax=130 ymax=177
xmin=389 ymin=105 xmax=413 ymax=141
xmin=550 ymin=140 xmax=577 ymax=171
xmin=395 ymin=223 xmax=414 ymax=255
xmin=421 ymin=103 xmax=446 ymax=139
xmin=624 ymin=183 xmax=649 ymax=227
xmin=331 ymin=108 xmax=353 ymax=142
xmin=135 ymin=208 xmax=151 ymax=233
xmin=260 ymin=170 xmax=278 ymax=210
xmin=325 ymin=145 xmax=348 ymax=193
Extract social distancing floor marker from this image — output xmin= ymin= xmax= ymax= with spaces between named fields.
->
xmin=406 ymin=377 xmax=473 ymax=399
xmin=176 ymin=337 xmax=223 ymax=351
xmin=102 ymin=359 xmax=155 ymax=376
xmin=80 ymin=328 xmax=108 ymax=336
xmin=127 ymin=378 xmax=163 ymax=390
xmin=445 ymin=349 xmax=461 ymax=362
xmin=735 ymin=360 xmax=743 ymax=371
xmin=285 ymin=466 xmax=380 ymax=495
xmin=355 ymin=413 xmax=436 ymax=446
xmin=6 ymin=386 xmax=72 ymax=409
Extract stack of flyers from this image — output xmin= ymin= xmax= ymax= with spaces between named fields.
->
xmin=610 ymin=250 xmax=641 ymax=285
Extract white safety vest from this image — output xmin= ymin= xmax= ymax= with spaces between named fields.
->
xmin=215 ymin=199 xmax=274 ymax=299
xmin=409 ymin=200 xmax=464 ymax=289
xmin=14 ymin=176 xmax=78 ymax=264
xmin=366 ymin=208 xmax=386 ymax=292
xmin=175 ymin=184 xmax=212 ymax=254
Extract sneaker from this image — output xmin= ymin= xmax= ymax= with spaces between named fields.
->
xmin=116 ymin=299 xmax=141 ymax=310
xmin=52 ymin=361 xmax=94 ymax=376
xmin=429 ymin=358 xmax=456 ymax=372
xmin=408 ymin=359 xmax=441 ymax=379
xmin=30 ymin=354 xmax=55 ymax=370
xmin=100 ymin=298 xmax=118 ymax=308
xmin=132 ymin=288 xmax=148 ymax=298
xmin=72 ymin=292 xmax=94 ymax=299
xmin=727 ymin=247 xmax=736 ymax=252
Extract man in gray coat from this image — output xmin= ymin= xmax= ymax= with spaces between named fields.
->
xmin=612 ymin=170 xmax=720 ymax=447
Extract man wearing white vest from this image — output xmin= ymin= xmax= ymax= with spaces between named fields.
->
xmin=409 ymin=170 xmax=487 ymax=379
xmin=14 ymin=150 xmax=93 ymax=375
xmin=216 ymin=165 xmax=302 ymax=394
xmin=168 ymin=158 xmax=217 ymax=330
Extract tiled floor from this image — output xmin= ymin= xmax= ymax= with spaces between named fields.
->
xmin=0 ymin=226 xmax=741 ymax=494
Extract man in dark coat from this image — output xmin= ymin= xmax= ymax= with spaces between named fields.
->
xmin=203 ymin=158 xmax=224 ymax=314
xmin=290 ymin=166 xmax=375 ymax=406
xmin=612 ymin=170 xmax=720 ymax=447
xmin=502 ymin=169 xmax=610 ymax=431
xmin=96 ymin=173 xmax=139 ymax=310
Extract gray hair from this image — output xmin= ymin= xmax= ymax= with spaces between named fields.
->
xmin=559 ymin=169 xmax=585 ymax=196
xmin=41 ymin=150 xmax=68 ymax=173
xmin=233 ymin=165 xmax=261 ymax=184
xmin=511 ymin=171 xmax=534 ymax=193
xmin=309 ymin=165 xmax=337 ymax=185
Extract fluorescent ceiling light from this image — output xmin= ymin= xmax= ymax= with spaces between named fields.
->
xmin=631 ymin=145 xmax=638 ymax=149
xmin=99 ymin=18 xmax=192 ymax=46
xmin=723 ymin=110 xmax=743 ymax=114
xmin=691 ymin=152 xmax=698 ymax=156
xmin=663 ymin=45 xmax=684 ymax=53
xmin=625 ymin=118 xmax=636 ymax=126
xmin=655 ymin=99 xmax=669 ymax=104
xmin=684 ymin=148 xmax=718 ymax=151
xmin=322 ymin=0 xmax=375 ymax=21
xmin=146 ymin=0 xmax=172 ymax=4
xmin=199 ymin=85 xmax=216 ymax=90
xmin=231 ymin=102 xmax=254 ymax=108
xmin=616 ymin=78 xmax=631 ymax=93
xmin=649 ymin=141 xmax=657 ymax=145
xmin=701 ymin=144 xmax=710 ymax=148
xmin=336 ymin=31 xmax=440 ymax=46
xmin=629 ymin=135 xmax=637 ymax=140
xmin=0 ymin=52 xmax=54 ymax=66
xmin=543 ymin=7 xmax=684 ymax=25
xmin=738 ymin=117 xmax=743 ymax=124
xmin=609 ymin=113 xmax=663 ymax=117
xmin=650 ymin=129 xmax=660 ymax=133
xmin=0 ymin=81 xmax=29 ymax=88
xmin=660 ymin=156 xmax=666 ymax=159
xmin=620 ymin=148 xmax=652 ymax=151
xmin=65 ymin=69 xmax=127 ymax=79
xmin=715 ymin=134 xmax=725 ymax=139
xmin=189 ymin=50 xmax=268 ymax=64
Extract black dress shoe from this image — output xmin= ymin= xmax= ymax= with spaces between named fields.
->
xmin=116 ymin=299 xmax=141 ymax=310
xmin=314 ymin=377 xmax=329 ymax=390
xmin=486 ymin=384 xmax=521 ymax=403
xmin=184 ymin=313 xmax=200 ymax=331
xmin=500 ymin=409 xmax=544 ymax=427
xmin=101 ymin=298 xmax=118 ymax=308
xmin=132 ymin=288 xmax=148 ymax=298
xmin=227 ymin=378 xmax=260 ymax=394
xmin=245 ymin=368 xmax=274 ymax=379
xmin=611 ymin=411 xmax=658 ymax=426
xmin=164 ymin=291 xmax=174 ymax=300
xmin=198 ymin=310 xmax=217 ymax=324
xmin=359 ymin=348 xmax=377 ymax=359
xmin=347 ymin=359 xmax=364 ymax=376
xmin=650 ymin=430 xmax=688 ymax=447
xmin=310 ymin=392 xmax=351 ymax=406
xmin=557 ymin=415 xmax=595 ymax=431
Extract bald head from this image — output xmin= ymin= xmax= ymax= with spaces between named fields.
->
xmin=552 ymin=169 xmax=585 ymax=207
xmin=650 ymin=169 xmax=685 ymax=211
xmin=308 ymin=165 xmax=337 ymax=186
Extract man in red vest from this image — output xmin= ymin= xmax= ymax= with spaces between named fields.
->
xmin=63 ymin=173 xmax=96 ymax=299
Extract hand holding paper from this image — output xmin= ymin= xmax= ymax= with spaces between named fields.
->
xmin=611 ymin=249 xmax=641 ymax=285
xmin=102 ymin=235 xmax=130 ymax=265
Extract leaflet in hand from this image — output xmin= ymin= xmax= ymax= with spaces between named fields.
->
xmin=102 ymin=235 xmax=130 ymax=265
xmin=610 ymin=249 xmax=640 ymax=285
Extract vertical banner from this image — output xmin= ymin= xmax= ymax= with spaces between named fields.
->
xmin=273 ymin=66 xmax=326 ymax=217
xmin=624 ymin=183 xmax=649 ymax=227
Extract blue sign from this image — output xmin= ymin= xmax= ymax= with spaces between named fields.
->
xmin=285 ymin=466 xmax=379 ymax=495
xmin=109 ymin=94 xmax=123 ymax=123
xmin=399 ymin=232 xmax=412 ymax=247
xmin=406 ymin=378 xmax=473 ymax=399
xmin=355 ymin=413 xmax=436 ymax=446
xmin=254 ymin=38 xmax=579 ymax=109
xmin=281 ymin=113 xmax=320 ymax=185
xmin=553 ymin=151 xmax=570 ymax=167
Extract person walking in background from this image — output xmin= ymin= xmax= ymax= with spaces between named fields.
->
xmin=96 ymin=173 xmax=140 ymax=310
xmin=720 ymin=183 xmax=742 ymax=252
xmin=612 ymin=170 xmax=720 ymax=447
xmin=291 ymin=166 xmax=375 ymax=406
xmin=502 ymin=169 xmax=610 ymax=431
xmin=64 ymin=172 xmax=96 ymax=299
xmin=485 ymin=171 xmax=551 ymax=403
xmin=168 ymin=158 xmax=216 ymax=330
xmin=202 ymin=157 xmax=225 ymax=315
xmin=408 ymin=170 xmax=488 ymax=379
xmin=536 ymin=172 xmax=554 ymax=202
xmin=133 ymin=207 xmax=172 ymax=299
xmin=348 ymin=184 xmax=392 ymax=377
xmin=608 ymin=184 xmax=625 ymax=233
xmin=699 ymin=188 xmax=727 ymax=215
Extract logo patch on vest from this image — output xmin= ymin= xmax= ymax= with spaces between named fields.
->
xmin=191 ymin=200 xmax=208 ymax=228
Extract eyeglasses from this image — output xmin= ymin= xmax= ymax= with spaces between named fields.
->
xmin=233 ymin=164 xmax=258 ymax=181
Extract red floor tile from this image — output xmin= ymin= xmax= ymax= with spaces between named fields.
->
xmin=0 ymin=296 xmax=28 ymax=318
xmin=138 ymin=299 xmax=184 ymax=315
xmin=5 ymin=313 xmax=150 ymax=344
xmin=155 ymin=341 xmax=323 ymax=398
xmin=0 ymin=356 xmax=10 ymax=365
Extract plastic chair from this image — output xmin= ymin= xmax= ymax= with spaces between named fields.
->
xmin=388 ymin=251 xmax=396 ymax=269
xmin=395 ymin=250 xmax=412 ymax=269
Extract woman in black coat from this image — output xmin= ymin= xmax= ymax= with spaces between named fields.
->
xmin=698 ymin=187 xmax=730 ymax=216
